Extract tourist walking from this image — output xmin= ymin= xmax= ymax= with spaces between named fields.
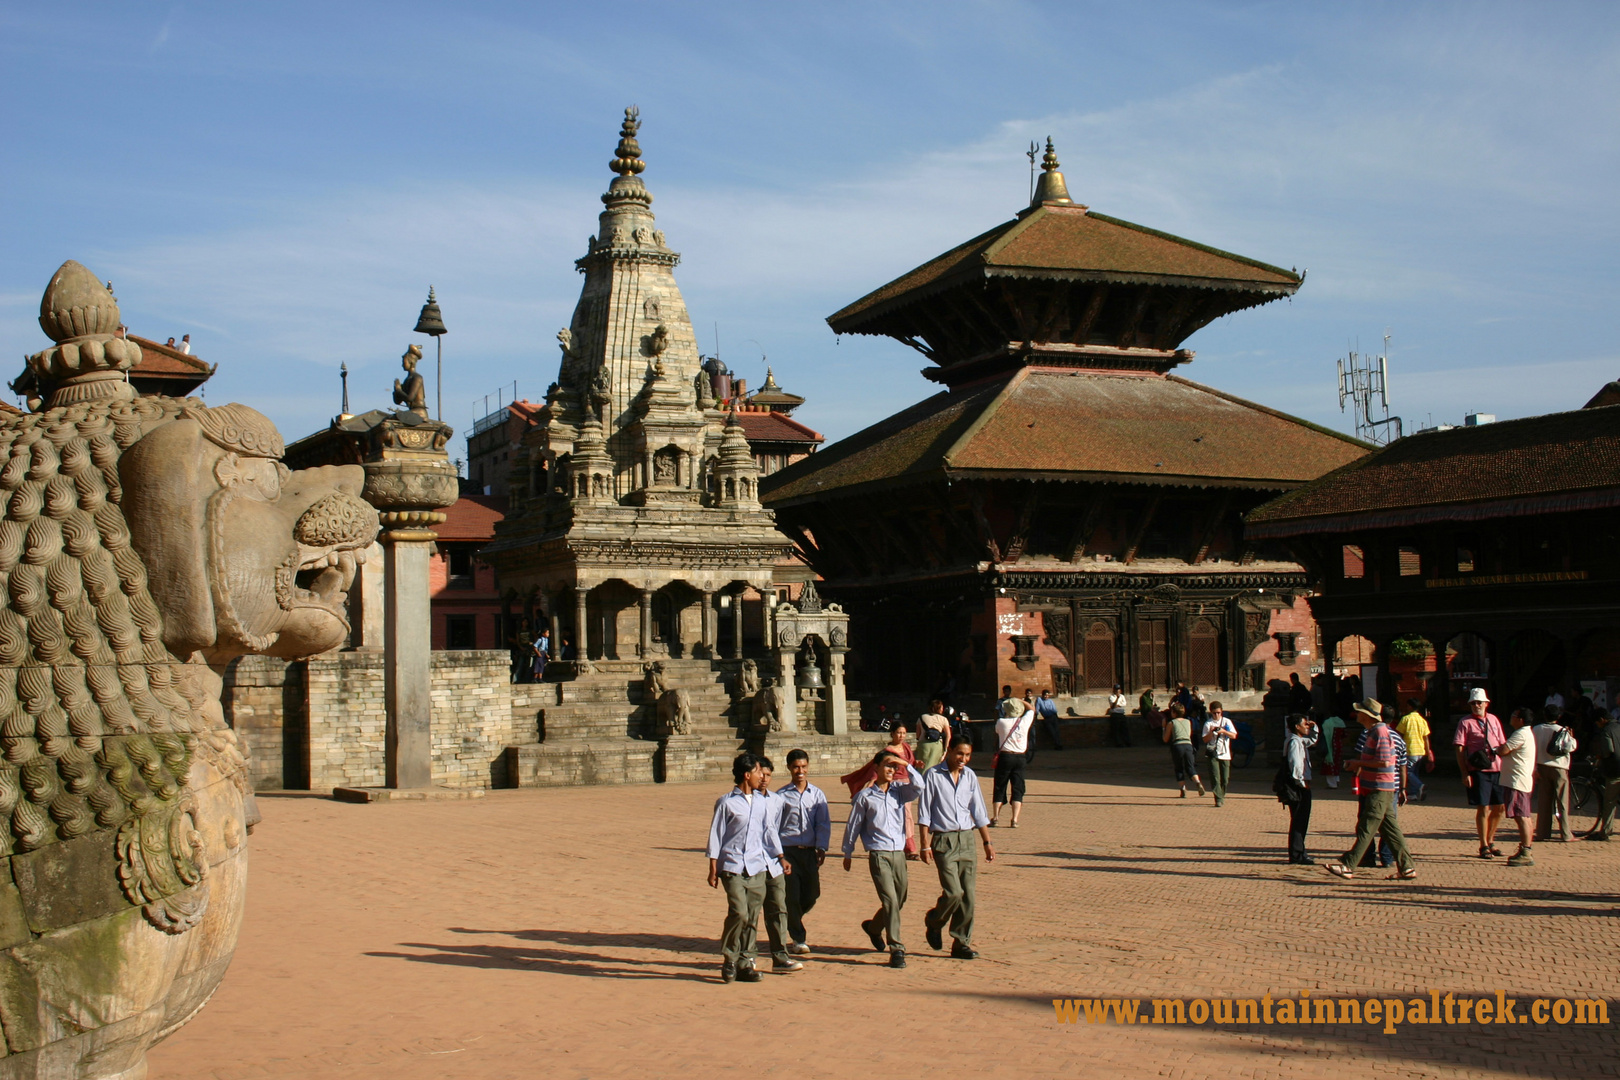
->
xmin=1495 ymin=708 xmax=1538 ymax=866
xmin=1355 ymin=705 xmax=1409 ymax=869
xmin=1107 ymin=684 xmax=1131 ymax=747
xmin=1280 ymin=713 xmax=1318 ymax=863
xmin=842 ymin=751 xmax=920 ymax=968
xmin=707 ymin=753 xmax=790 ymax=983
xmin=1532 ymin=706 xmax=1575 ymax=843
xmin=1162 ymin=702 xmax=1206 ymax=798
xmin=1326 ymin=699 xmax=1416 ymax=880
xmin=991 ymin=697 xmax=1035 ymax=826
xmin=1396 ymin=698 xmax=1430 ymax=801
xmin=1454 ymin=687 xmax=1507 ymax=858
xmin=916 ymin=701 xmax=951 ymax=772
xmin=918 ymin=735 xmax=996 ymax=959
xmin=1201 ymin=702 xmax=1237 ymax=807
xmin=775 ymin=749 xmax=830 ymax=954
xmin=754 ymin=759 xmax=804 ymax=972
xmin=1034 ymin=689 xmax=1065 ymax=751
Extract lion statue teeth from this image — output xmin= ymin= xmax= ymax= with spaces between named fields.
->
xmin=0 ymin=261 xmax=380 ymax=1080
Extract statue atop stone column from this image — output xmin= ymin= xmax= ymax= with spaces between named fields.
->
xmin=392 ymin=343 xmax=428 ymax=417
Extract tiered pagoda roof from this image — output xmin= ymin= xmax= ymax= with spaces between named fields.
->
xmin=828 ymin=139 xmax=1302 ymax=386
xmin=765 ymin=367 xmax=1364 ymax=507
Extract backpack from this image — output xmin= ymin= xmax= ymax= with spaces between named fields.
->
xmin=1271 ymin=760 xmax=1302 ymax=805
xmin=1548 ymin=726 xmax=1577 ymax=758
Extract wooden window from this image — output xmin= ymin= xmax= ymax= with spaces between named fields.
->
xmin=1189 ymin=619 xmax=1220 ymax=687
xmin=1342 ymin=545 xmax=1365 ymax=579
xmin=445 ymin=614 xmax=476 ymax=649
xmin=447 ymin=547 xmax=475 ymax=590
xmin=1084 ymin=622 xmax=1116 ymax=690
xmin=1136 ymin=618 xmax=1169 ymax=688
xmin=1397 ymin=547 xmax=1421 ymax=577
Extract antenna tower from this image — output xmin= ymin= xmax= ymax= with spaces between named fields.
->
xmin=1336 ymin=332 xmax=1402 ymax=445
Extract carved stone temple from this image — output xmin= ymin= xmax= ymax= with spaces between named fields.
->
xmin=482 ymin=109 xmax=878 ymax=783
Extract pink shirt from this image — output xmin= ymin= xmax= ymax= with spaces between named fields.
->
xmin=1453 ymin=712 xmax=1504 ymax=773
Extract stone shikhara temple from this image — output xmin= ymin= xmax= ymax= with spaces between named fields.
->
xmin=480 ymin=109 xmax=872 ymax=782
xmin=762 ymin=141 xmax=1367 ymax=716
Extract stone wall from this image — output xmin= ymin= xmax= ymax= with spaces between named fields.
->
xmin=224 ymin=649 xmax=525 ymax=793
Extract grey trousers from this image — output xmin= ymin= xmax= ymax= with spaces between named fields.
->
xmin=761 ymin=870 xmax=791 ymax=963
xmin=1208 ymin=757 xmax=1231 ymax=804
xmin=867 ymin=850 xmax=908 ymax=952
xmin=719 ymin=870 xmax=765 ymax=966
xmin=925 ymin=829 xmax=978 ymax=947
xmin=1534 ymin=764 xmax=1570 ymax=841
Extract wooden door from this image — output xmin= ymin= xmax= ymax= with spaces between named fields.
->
xmin=1137 ymin=618 xmax=1169 ymax=688
xmin=1084 ymin=621 xmax=1116 ymax=690
xmin=1189 ymin=618 xmax=1221 ymax=688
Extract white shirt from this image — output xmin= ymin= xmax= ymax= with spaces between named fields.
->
xmin=1108 ymin=692 xmax=1128 ymax=713
xmin=995 ymin=710 xmax=1033 ymax=754
xmin=1499 ymin=727 xmax=1536 ymax=793
xmin=1545 ymin=692 xmax=1566 ymax=709
xmin=1531 ymin=723 xmax=1571 ymax=770
xmin=1204 ymin=715 xmax=1236 ymax=761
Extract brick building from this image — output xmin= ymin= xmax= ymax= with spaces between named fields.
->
xmin=430 ymin=494 xmax=509 ymax=651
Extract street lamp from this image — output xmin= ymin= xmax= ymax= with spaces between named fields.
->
xmin=413 ymin=286 xmax=447 ymax=421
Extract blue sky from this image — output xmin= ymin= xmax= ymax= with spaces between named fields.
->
xmin=2 ymin=2 xmax=1617 ymax=453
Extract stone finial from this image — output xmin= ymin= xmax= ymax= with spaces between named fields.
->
xmin=26 ymin=260 xmax=140 ymax=408
xmin=610 ymin=106 xmax=645 ymax=176
xmin=1030 ymin=136 xmax=1075 ymax=207
xmin=602 ymin=107 xmax=653 ymax=209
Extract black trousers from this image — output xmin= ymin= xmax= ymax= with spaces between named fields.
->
xmin=993 ymin=751 xmax=1027 ymax=803
xmin=782 ymin=847 xmax=821 ymax=944
xmin=1107 ymin=712 xmax=1132 ymax=747
xmin=1288 ymin=787 xmax=1313 ymax=861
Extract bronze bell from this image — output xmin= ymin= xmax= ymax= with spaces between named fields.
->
xmin=798 ymin=653 xmax=825 ymax=690
xmin=413 ymin=286 xmax=447 ymax=336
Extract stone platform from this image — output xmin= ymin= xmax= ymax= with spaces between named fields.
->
xmin=753 ymin=731 xmax=894 ymax=776
xmin=331 ymin=785 xmax=488 ymax=804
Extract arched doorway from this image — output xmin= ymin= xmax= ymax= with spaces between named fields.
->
xmin=1502 ymin=629 xmax=1565 ymax=712
xmin=1445 ymin=632 xmax=1491 ymax=716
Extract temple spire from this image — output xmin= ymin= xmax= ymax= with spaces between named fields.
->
xmin=603 ymin=106 xmax=652 ymax=209
xmin=1030 ymin=137 xmax=1074 ymax=207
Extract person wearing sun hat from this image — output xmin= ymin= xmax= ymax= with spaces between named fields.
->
xmin=1454 ymin=686 xmax=1507 ymax=858
xmin=1326 ymin=698 xmax=1416 ymax=881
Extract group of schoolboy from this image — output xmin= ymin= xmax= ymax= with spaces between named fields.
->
xmin=704 ymin=737 xmax=995 ymax=983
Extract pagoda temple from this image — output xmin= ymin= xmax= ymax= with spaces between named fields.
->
xmin=761 ymin=140 xmax=1368 ymax=714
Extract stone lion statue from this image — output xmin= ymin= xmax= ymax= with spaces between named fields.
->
xmin=752 ymin=675 xmax=789 ymax=732
xmin=733 ymin=658 xmax=759 ymax=701
xmin=644 ymin=660 xmax=692 ymax=736
xmin=0 ymin=262 xmax=380 ymax=1080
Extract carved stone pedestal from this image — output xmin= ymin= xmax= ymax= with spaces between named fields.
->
xmin=656 ymin=733 xmax=710 ymax=784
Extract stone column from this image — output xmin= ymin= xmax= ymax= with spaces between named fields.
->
xmin=348 ymin=541 xmax=385 ymax=649
xmin=699 ymin=588 xmax=715 ymax=658
xmin=575 ymin=587 xmax=590 ymax=661
xmin=730 ymin=591 xmax=744 ymax=660
xmin=548 ymin=593 xmax=562 ymax=653
xmin=350 ymin=412 xmax=458 ymax=796
xmin=640 ymin=588 xmax=654 ymax=659
xmin=776 ymin=643 xmax=799 ymax=732
xmin=826 ymin=646 xmax=849 ymax=735
xmin=381 ymin=513 xmax=439 ymax=788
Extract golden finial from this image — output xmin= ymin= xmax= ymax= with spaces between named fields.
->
xmin=610 ymin=106 xmax=645 ymax=176
xmin=1030 ymin=136 xmax=1074 ymax=207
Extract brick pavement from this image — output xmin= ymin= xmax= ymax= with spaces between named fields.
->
xmin=146 ymin=747 xmax=1620 ymax=1080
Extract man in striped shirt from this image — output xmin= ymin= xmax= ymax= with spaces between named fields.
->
xmin=1327 ymin=698 xmax=1415 ymax=880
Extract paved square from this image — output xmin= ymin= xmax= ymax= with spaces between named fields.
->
xmin=148 ymin=748 xmax=1619 ymax=1079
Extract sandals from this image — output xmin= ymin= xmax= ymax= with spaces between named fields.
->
xmin=1325 ymin=863 xmax=1354 ymax=879
xmin=1487 ymin=846 xmax=1505 ymax=857
xmin=1477 ymin=846 xmax=1497 ymax=859
xmin=1386 ymin=868 xmax=1418 ymax=880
